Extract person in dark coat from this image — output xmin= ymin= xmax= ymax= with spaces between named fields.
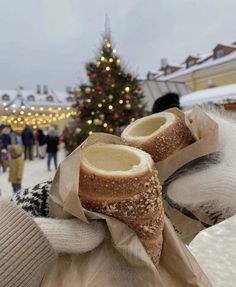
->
xmin=37 ymin=129 xmax=46 ymax=159
xmin=46 ymin=126 xmax=59 ymax=171
xmin=0 ymin=126 xmax=11 ymax=149
xmin=152 ymin=93 xmax=181 ymax=113
xmin=21 ymin=125 xmax=34 ymax=160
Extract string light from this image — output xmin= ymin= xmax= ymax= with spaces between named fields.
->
xmin=109 ymin=58 xmax=113 ymax=63
xmin=108 ymin=105 xmax=113 ymax=110
xmin=101 ymin=56 xmax=105 ymax=61
xmin=98 ymin=103 xmax=102 ymax=108
xmin=88 ymin=131 xmax=93 ymax=135
xmin=125 ymin=87 xmax=130 ymax=93
xmin=113 ymin=49 xmax=116 ymax=53
xmin=40 ymin=107 xmax=44 ymax=111
xmin=106 ymin=42 xmax=111 ymax=48
xmin=103 ymin=123 xmax=108 ymax=128
xmin=119 ymin=100 xmax=123 ymax=104
xmin=116 ymin=58 xmax=121 ymax=65
xmin=87 ymin=120 xmax=92 ymax=124
xmin=106 ymin=66 xmax=110 ymax=71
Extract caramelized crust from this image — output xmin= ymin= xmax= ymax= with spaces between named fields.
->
xmin=122 ymin=112 xmax=195 ymax=162
xmin=79 ymin=155 xmax=164 ymax=266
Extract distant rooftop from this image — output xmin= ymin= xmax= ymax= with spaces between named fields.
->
xmin=148 ymin=41 xmax=236 ymax=80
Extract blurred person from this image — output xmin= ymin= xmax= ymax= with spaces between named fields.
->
xmin=0 ymin=126 xmax=11 ymax=172
xmin=38 ymin=128 xmax=46 ymax=159
xmin=0 ymin=126 xmax=11 ymax=149
xmin=21 ymin=125 xmax=34 ymax=160
xmin=152 ymin=93 xmax=181 ymax=113
xmin=33 ymin=128 xmax=39 ymax=158
xmin=46 ymin=126 xmax=59 ymax=171
xmin=8 ymin=145 xmax=24 ymax=193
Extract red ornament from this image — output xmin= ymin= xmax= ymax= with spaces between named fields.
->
xmin=72 ymin=141 xmax=78 ymax=147
xmin=124 ymin=95 xmax=131 ymax=101
xmin=69 ymin=130 xmax=74 ymax=136
xmin=72 ymin=102 xmax=78 ymax=109
xmin=79 ymin=103 xmax=85 ymax=110
xmin=75 ymin=117 xmax=81 ymax=123
xmin=112 ymin=113 xmax=120 ymax=120
xmin=127 ymin=73 xmax=132 ymax=79
xmin=95 ymin=86 xmax=102 ymax=92
xmin=136 ymin=85 xmax=142 ymax=91
xmin=90 ymin=73 xmax=97 ymax=80
xmin=59 ymin=135 xmax=65 ymax=142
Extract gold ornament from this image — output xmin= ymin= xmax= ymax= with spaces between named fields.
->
xmin=96 ymin=61 xmax=101 ymax=66
xmin=102 ymin=99 xmax=106 ymax=103
xmin=85 ymin=87 xmax=91 ymax=94
xmin=125 ymin=86 xmax=130 ymax=93
xmin=125 ymin=103 xmax=131 ymax=110
xmin=108 ymin=94 xmax=113 ymax=101
xmin=94 ymin=118 xmax=101 ymax=125
xmin=99 ymin=114 xmax=105 ymax=120
xmin=76 ymin=128 xmax=81 ymax=134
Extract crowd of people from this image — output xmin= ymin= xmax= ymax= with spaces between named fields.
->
xmin=0 ymin=124 xmax=60 ymax=193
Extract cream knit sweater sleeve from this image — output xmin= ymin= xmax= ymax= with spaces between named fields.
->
xmin=0 ymin=201 xmax=56 ymax=287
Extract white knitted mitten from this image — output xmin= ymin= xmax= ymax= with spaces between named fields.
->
xmin=12 ymin=181 xmax=107 ymax=254
xmin=164 ymin=111 xmax=236 ymax=228
xmin=34 ymin=217 xmax=107 ymax=254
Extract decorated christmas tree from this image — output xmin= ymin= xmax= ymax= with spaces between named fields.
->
xmin=65 ymin=29 xmax=146 ymax=153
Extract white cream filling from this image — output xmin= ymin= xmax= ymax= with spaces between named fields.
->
xmin=122 ymin=112 xmax=175 ymax=140
xmin=80 ymin=143 xmax=153 ymax=176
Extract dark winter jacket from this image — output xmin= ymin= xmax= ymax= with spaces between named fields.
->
xmin=38 ymin=130 xmax=46 ymax=146
xmin=21 ymin=127 xmax=34 ymax=146
xmin=0 ymin=134 xmax=11 ymax=149
xmin=46 ymin=136 xmax=59 ymax=153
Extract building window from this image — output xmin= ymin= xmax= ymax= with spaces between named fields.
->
xmin=2 ymin=94 xmax=10 ymax=101
xmin=215 ymin=49 xmax=224 ymax=59
xmin=46 ymin=95 xmax=54 ymax=102
xmin=165 ymin=68 xmax=172 ymax=75
xmin=186 ymin=59 xmax=195 ymax=68
xmin=27 ymin=95 xmax=35 ymax=102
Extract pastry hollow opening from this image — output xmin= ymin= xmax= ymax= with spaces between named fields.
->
xmin=81 ymin=144 xmax=142 ymax=172
xmin=128 ymin=117 xmax=167 ymax=136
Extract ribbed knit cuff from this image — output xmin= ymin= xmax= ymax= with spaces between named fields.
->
xmin=0 ymin=201 xmax=56 ymax=287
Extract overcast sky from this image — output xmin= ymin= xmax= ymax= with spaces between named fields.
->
xmin=0 ymin=0 xmax=236 ymax=90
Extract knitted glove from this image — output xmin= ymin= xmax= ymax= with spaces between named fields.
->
xmin=12 ymin=181 xmax=51 ymax=217
xmin=12 ymin=181 xmax=107 ymax=254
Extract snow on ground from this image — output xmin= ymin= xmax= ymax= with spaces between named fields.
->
xmin=0 ymin=149 xmax=236 ymax=286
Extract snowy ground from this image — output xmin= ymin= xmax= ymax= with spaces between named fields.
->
xmin=0 ymin=150 xmax=236 ymax=286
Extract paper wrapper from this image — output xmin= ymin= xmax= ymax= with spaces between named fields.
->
xmin=156 ymin=107 xmax=219 ymax=243
xmin=41 ymin=132 xmax=212 ymax=287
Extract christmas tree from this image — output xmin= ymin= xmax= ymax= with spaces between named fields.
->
xmin=65 ymin=30 xmax=146 ymax=153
